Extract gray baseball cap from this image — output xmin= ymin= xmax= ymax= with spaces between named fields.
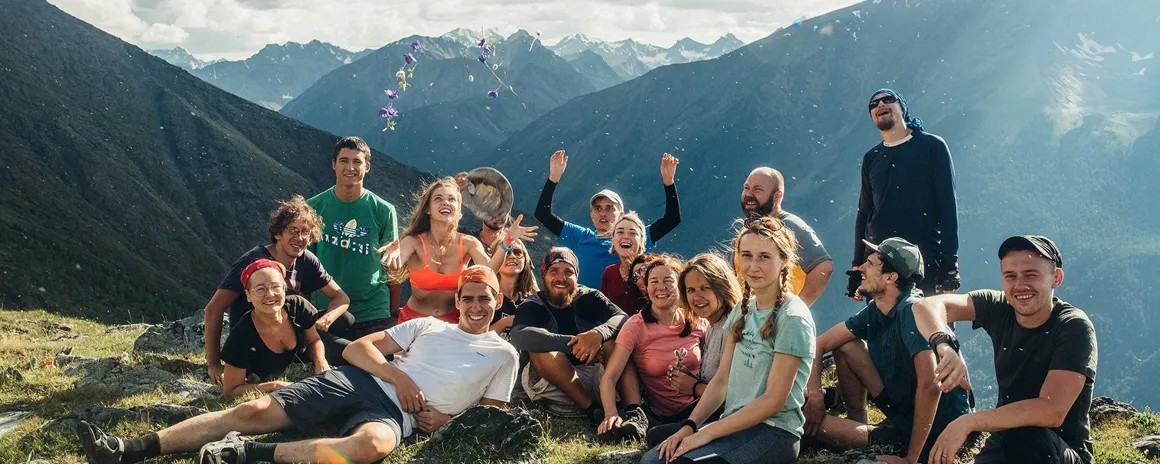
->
xmin=863 ymin=237 xmax=925 ymax=280
xmin=590 ymin=189 xmax=623 ymax=208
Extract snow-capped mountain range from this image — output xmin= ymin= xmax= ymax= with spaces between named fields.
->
xmin=550 ymin=33 xmax=746 ymax=79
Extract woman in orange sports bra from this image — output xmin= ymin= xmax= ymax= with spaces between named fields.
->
xmin=380 ymin=177 xmax=537 ymax=323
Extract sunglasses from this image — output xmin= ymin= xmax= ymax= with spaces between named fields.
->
xmin=868 ymin=95 xmax=898 ymax=111
xmin=507 ymin=247 xmax=526 ymax=259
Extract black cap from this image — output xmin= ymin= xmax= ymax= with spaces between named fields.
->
xmin=998 ymin=235 xmax=1063 ymax=268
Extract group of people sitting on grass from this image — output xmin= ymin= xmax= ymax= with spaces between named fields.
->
xmin=78 ymin=89 xmax=1097 ymax=464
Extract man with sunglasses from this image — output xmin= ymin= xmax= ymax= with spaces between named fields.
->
xmin=203 ymin=195 xmax=352 ymax=386
xmin=850 ymin=89 xmax=961 ymax=300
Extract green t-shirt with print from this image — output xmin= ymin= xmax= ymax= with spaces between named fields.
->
xmin=308 ymin=187 xmax=398 ymax=322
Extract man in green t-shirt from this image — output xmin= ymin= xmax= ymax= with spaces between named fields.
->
xmin=805 ymin=238 xmax=971 ymax=464
xmin=308 ymin=136 xmax=400 ymax=339
xmin=911 ymin=235 xmax=1097 ymax=464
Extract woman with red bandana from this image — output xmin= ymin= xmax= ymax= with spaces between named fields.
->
xmin=218 ymin=259 xmax=331 ymax=398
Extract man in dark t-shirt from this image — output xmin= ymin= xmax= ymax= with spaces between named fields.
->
xmin=910 ymin=235 xmax=1097 ymax=464
xmin=202 ymin=196 xmax=353 ymax=386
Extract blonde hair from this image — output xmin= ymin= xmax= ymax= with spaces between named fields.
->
xmin=607 ymin=211 xmax=647 ymax=257
xmin=679 ymin=253 xmax=742 ymax=324
xmin=730 ymin=217 xmax=799 ymax=341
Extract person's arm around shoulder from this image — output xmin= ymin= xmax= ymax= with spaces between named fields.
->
xmin=912 ymin=293 xmax=978 ymax=391
xmin=203 ymin=289 xmax=240 ymax=386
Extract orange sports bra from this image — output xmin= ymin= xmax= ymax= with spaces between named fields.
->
xmin=409 ymin=234 xmax=467 ymax=292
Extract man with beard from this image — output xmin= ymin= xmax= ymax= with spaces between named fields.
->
xmin=740 ymin=167 xmax=833 ymax=306
xmin=510 ymin=247 xmax=631 ymax=424
xmin=850 ymin=89 xmax=960 ymax=301
xmin=805 ymin=238 xmax=972 ymax=464
xmin=910 ymin=236 xmax=1097 ymax=464
xmin=535 ymin=150 xmax=682 ymax=288
xmin=203 ymin=195 xmax=353 ymax=385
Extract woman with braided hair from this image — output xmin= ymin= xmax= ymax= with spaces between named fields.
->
xmin=642 ymin=216 xmax=816 ymax=464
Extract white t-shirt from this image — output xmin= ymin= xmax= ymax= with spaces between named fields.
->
xmin=374 ymin=318 xmax=519 ymax=437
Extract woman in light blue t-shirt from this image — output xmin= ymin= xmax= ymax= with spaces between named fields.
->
xmin=642 ymin=216 xmax=816 ymax=464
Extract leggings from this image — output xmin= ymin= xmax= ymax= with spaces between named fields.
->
xmin=640 ymin=422 xmax=798 ymax=464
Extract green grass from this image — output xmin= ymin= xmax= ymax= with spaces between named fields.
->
xmin=0 ymin=308 xmax=1157 ymax=463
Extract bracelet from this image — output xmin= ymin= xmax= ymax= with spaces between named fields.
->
xmin=928 ymin=331 xmax=960 ymax=353
xmin=499 ymin=240 xmax=514 ymax=252
xmin=680 ymin=419 xmax=697 ymax=431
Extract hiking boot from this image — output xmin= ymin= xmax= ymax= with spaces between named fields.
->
xmin=823 ymin=386 xmax=846 ymax=413
xmin=76 ymin=420 xmax=125 ymax=464
xmin=197 ymin=431 xmax=249 ymax=464
xmin=617 ymin=406 xmax=648 ymax=441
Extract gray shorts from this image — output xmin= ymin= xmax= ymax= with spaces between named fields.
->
xmin=269 ymin=365 xmax=404 ymax=446
xmin=521 ymin=361 xmax=604 ymax=415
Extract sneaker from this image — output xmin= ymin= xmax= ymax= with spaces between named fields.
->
xmin=76 ymin=420 xmax=125 ymax=464
xmin=197 ymin=431 xmax=249 ymax=464
xmin=617 ymin=406 xmax=648 ymax=442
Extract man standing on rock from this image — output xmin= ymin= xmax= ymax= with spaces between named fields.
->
xmin=203 ymin=195 xmax=352 ymax=386
xmin=308 ymin=136 xmax=401 ymax=338
xmin=850 ymin=89 xmax=960 ymax=300
xmin=534 ymin=150 xmax=681 ymax=288
xmin=509 ymin=248 xmax=641 ymax=434
xmin=77 ymin=265 xmax=518 ymax=464
xmin=805 ymin=238 xmax=972 ymax=464
xmin=910 ymin=236 xmax=1097 ymax=464
xmin=740 ymin=166 xmax=834 ymax=306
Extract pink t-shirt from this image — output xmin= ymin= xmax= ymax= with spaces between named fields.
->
xmin=615 ymin=312 xmax=706 ymax=416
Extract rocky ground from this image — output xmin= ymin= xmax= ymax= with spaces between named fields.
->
xmin=0 ymin=309 xmax=1157 ymax=463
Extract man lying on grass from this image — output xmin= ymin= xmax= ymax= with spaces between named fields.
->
xmin=77 ymin=265 xmax=518 ymax=464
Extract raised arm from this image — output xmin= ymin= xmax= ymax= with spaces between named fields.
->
xmin=534 ymin=150 xmax=569 ymax=235
xmin=648 ymin=153 xmax=681 ymax=243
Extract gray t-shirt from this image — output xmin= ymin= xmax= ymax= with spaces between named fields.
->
xmin=699 ymin=316 xmax=731 ymax=382
xmin=778 ymin=210 xmax=831 ymax=273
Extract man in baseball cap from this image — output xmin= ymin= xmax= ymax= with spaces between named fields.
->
xmin=509 ymin=246 xmax=631 ymax=425
xmin=805 ymin=237 xmax=973 ymax=463
xmin=910 ymin=235 xmax=1096 ymax=464
xmin=534 ymin=149 xmax=683 ymax=288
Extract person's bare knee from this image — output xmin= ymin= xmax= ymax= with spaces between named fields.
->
xmin=530 ymin=351 xmax=573 ymax=382
xmin=345 ymin=423 xmax=397 ymax=463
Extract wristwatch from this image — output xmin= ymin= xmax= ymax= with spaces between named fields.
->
xmin=927 ymin=331 xmax=960 ymax=353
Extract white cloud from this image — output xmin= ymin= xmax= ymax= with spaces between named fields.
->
xmin=48 ymin=0 xmax=859 ymax=60
xmin=140 ymin=23 xmax=189 ymax=45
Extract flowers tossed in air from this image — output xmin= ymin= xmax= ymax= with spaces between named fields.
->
xmin=379 ymin=106 xmax=399 ymax=131
xmin=487 ymin=90 xmax=499 ymax=99
xmin=472 ymin=35 xmax=518 ymax=100
xmin=385 ymin=89 xmax=398 ymax=99
xmin=404 ymin=53 xmax=416 ymax=65
xmin=411 ymin=40 xmax=422 ymax=52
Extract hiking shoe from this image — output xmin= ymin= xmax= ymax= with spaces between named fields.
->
xmin=823 ymin=386 xmax=846 ymax=413
xmin=76 ymin=420 xmax=125 ymax=464
xmin=197 ymin=431 xmax=248 ymax=464
xmin=617 ymin=406 xmax=648 ymax=441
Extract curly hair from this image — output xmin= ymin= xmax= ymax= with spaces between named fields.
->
xmin=267 ymin=195 xmax=323 ymax=245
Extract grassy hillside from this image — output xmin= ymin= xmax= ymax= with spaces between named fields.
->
xmin=0 ymin=309 xmax=1155 ymax=463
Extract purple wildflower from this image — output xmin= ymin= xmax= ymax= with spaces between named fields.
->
xmin=411 ymin=40 xmax=422 ymax=51
xmin=385 ymin=89 xmax=398 ymax=99
xmin=379 ymin=107 xmax=390 ymax=118
xmin=487 ymin=90 xmax=499 ymax=99
xmin=404 ymin=53 xmax=416 ymax=65
xmin=478 ymin=38 xmax=487 ymax=47
xmin=478 ymin=53 xmax=488 ymax=64
xmin=386 ymin=107 xmax=399 ymax=118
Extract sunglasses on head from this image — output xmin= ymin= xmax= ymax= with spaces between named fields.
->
xmin=868 ymin=95 xmax=898 ymax=111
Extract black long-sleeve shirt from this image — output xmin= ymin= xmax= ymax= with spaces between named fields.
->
xmin=534 ymin=179 xmax=681 ymax=287
xmin=509 ymin=287 xmax=627 ymax=365
xmin=853 ymin=131 xmax=959 ymax=275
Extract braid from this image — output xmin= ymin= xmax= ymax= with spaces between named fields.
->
xmin=731 ymin=282 xmax=752 ymax=340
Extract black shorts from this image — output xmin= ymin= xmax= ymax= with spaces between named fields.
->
xmin=270 ymin=365 xmax=404 ymax=445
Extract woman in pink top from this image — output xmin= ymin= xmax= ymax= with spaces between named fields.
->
xmin=597 ymin=254 xmax=706 ymax=441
